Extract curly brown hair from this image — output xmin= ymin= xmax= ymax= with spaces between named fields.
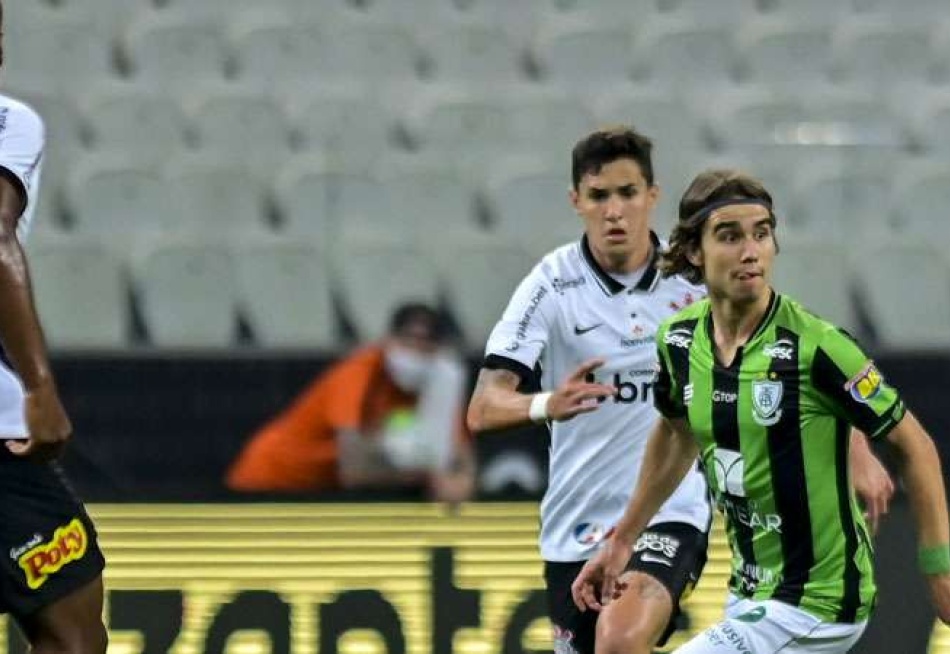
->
xmin=659 ymin=168 xmax=776 ymax=284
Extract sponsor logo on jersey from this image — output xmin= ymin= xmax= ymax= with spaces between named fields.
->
xmin=620 ymin=324 xmax=654 ymax=348
xmin=551 ymin=276 xmax=587 ymax=294
xmin=9 ymin=533 xmax=43 ymax=560
xmin=18 ymin=518 xmax=88 ymax=590
xmin=572 ymin=522 xmax=606 ymax=545
xmin=707 ymin=623 xmax=753 ymax=654
xmin=845 ymin=363 xmax=883 ymax=404
xmin=736 ymin=560 xmax=781 ymax=592
xmin=585 ymin=372 xmax=654 ymax=404
xmin=515 ymin=285 xmax=548 ymax=340
xmin=713 ymin=448 xmax=746 ymax=497
xmin=669 ymin=291 xmax=698 ymax=313
xmin=751 ymin=379 xmax=783 ymax=426
xmin=736 ymin=606 xmax=767 ymax=623
xmin=573 ymin=322 xmax=603 ymax=335
xmin=720 ymin=496 xmax=783 ymax=534
xmin=634 ymin=532 xmax=681 ymax=561
xmin=763 ymin=338 xmax=795 ymax=360
xmin=664 ymin=327 xmax=693 ymax=349
xmin=713 ymin=389 xmax=738 ymax=404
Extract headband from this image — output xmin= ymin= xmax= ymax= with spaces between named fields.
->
xmin=684 ymin=198 xmax=773 ymax=225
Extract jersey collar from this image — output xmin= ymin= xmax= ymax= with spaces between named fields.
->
xmin=580 ymin=231 xmax=662 ymax=296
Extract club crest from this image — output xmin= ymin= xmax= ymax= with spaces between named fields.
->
xmin=751 ymin=380 xmax=783 ymax=426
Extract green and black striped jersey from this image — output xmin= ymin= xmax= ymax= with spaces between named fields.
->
xmin=654 ymin=291 xmax=905 ymax=623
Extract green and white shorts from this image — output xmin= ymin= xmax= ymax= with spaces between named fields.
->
xmin=674 ymin=595 xmax=867 ymax=654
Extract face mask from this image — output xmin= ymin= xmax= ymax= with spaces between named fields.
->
xmin=384 ymin=346 xmax=433 ymax=393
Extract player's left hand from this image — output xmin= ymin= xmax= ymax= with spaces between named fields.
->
xmin=852 ymin=448 xmax=894 ymax=534
xmin=7 ymin=379 xmax=72 ymax=461
xmin=571 ymin=534 xmax=631 ymax=612
xmin=927 ymin=573 xmax=950 ymax=625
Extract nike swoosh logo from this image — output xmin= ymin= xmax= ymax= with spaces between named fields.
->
xmin=640 ymin=553 xmax=673 ymax=567
xmin=574 ymin=323 xmax=603 ymax=335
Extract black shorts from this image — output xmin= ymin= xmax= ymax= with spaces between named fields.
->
xmin=544 ymin=522 xmax=707 ymax=654
xmin=0 ymin=450 xmax=105 ymax=620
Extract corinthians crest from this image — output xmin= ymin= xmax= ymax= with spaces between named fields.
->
xmin=752 ymin=379 xmax=783 ymax=426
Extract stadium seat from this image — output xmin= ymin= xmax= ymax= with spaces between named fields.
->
xmin=229 ymin=16 xmax=325 ymax=93
xmin=503 ymin=93 xmax=597 ymax=159
xmin=631 ymin=21 xmax=738 ymax=88
xmin=891 ymin=162 xmax=950 ymax=239
xmin=163 ymin=154 xmax=273 ymax=241
xmin=80 ymin=83 xmax=188 ymax=167
xmin=272 ymin=155 xmax=338 ymax=240
xmin=233 ymin=239 xmax=338 ymax=349
xmin=736 ymin=23 xmax=833 ymax=86
xmin=908 ymin=96 xmax=950 ymax=153
xmin=791 ymin=163 xmax=894 ymax=238
xmin=830 ymin=19 xmax=937 ymax=88
xmin=122 ymin=12 xmax=228 ymax=93
xmin=289 ymin=89 xmax=395 ymax=169
xmin=318 ymin=23 xmax=422 ymax=86
xmin=419 ymin=24 xmax=526 ymax=85
xmin=2 ymin=17 xmax=114 ymax=95
xmin=55 ymin=0 xmax=153 ymax=40
xmin=133 ymin=240 xmax=237 ymax=348
xmin=752 ymin=0 xmax=852 ymax=24
xmin=803 ymin=91 xmax=908 ymax=148
xmin=27 ymin=238 xmax=130 ymax=349
xmin=483 ymin=162 xmax=576 ymax=245
xmin=655 ymin=0 xmax=752 ymax=25
xmin=160 ymin=0 xmax=273 ymax=22
xmin=592 ymin=89 xmax=708 ymax=152
xmin=377 ymin=169 xmax=481 ymax=240
xmin=530 ymin=21 xmax=635 ymax=88
xmin=333 ymin=234 xmax=441 ymax=340
xmin=187 ymin=87 xmax=294 ymax=180
xmin=65 ymin=155 xmax=167 ymax=248
xmin=851 ymin=240 xmax=950 ymax=349
xmin=437 ymin=233 xmax=533 ymax=350
xmin=770 ymin=236 xmax=861 ymax=336
xmin=705 ymin=89 xmax=808 ymax=150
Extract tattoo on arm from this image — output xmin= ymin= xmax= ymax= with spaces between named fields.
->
xmin=473 ymin=367 xmax=521 ymax=395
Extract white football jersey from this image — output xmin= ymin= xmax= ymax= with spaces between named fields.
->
xmin=0 ymin=93 xmax=46 ymax=437
xmin=484 ymin=233 xmax=712 ymax=562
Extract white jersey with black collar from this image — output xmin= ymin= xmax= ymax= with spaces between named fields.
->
xmin=0 ymin=93 xmax=45 ymax=438
xmin=484 ymin=232 xmax=712 ymax=562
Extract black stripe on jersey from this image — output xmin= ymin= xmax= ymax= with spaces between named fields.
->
xmin=835 ymin=418 xmax=862 ymax=622
xmin=711 ymin=352 xmax=757 ymax=580
xmin=766 ymin=328 xmax=813 ymax=607
xmin=666 ymin=319 xmax=697 ymax=400
xmin=811 ymin=344 xmax=884 ymax=436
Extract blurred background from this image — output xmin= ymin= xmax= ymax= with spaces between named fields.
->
xmin=4 ymin=0 xmax=950 ymax=652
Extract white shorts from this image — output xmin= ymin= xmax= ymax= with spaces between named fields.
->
xmin=674 ymin=595 xmax=867 ymax=654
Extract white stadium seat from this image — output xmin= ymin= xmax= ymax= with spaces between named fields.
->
xmin=420 ymin=25 xmax=525 ymax=84
xmin=851 ymin=240 xmax=950 ymax=349
xmin=483 ymin=164 xmax=575 ymax=245
xmin=27 ymin=238 xmax=130 ymax=349
xmin=133 ymin=240 xmax=237 ymax=348
xmin=229 ymin=18 xmax=325 ymax=93
xmin=830 ymin=20 xmax=937 ymax=88
xmin=233 ymin=239 xmax=338 ymax=349
xmin=631 ymin=21 xmax=738 ymax=88
xmin=531 ymin=21 xmax=635 ymax=88
xmin=736 ymin=23 xmax=833 ymax=86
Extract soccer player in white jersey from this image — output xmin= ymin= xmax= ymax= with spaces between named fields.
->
xmin=0 ymin=3 xmax=107 ymax=652
xmin=467 ymin=127 xmax=893 ymax=654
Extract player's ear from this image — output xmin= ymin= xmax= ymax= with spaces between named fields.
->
xmin=686 ymin=245 xmax=703 ymax=268
xmin=569 ymin=187 xmax=580 ymax=213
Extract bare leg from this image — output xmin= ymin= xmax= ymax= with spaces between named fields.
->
xmin=596 ymin=570 xmax=674 ymax=654
xmin=17 ymin=576 xmax=107 ymax=654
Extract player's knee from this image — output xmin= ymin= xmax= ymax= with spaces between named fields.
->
xmin=595 ymin=618 xmax=654 ymax=654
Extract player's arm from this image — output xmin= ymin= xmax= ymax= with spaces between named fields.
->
xmin=0 ymin=164 xmax=70 ymax=459
xmin=467 ymin=359 xmax=614 ymax=431
xmin=849 ymin=428 xmax=894 ymax=533
xmin=571 ymin=416 xmax=698 ymax=611
xmin=884 ymin=412 xmax=950 ymax=624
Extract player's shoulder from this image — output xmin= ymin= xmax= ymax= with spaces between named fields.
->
xmin=0 ymin=93 xmax=45 ymax=137
xmin=774 ymin=293 xmax=843 ymax=343
xmin=531 ymin=239 xmax=586 ymax=287
xmin=659 ymin=296 xmax=709 ymax=332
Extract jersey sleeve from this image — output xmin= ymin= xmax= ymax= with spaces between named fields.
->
xmin=811 ymin=328 xmax=906 ymax=439
xmin=653 ymin=325 xmax=687 ymax=419
xmin=482 ymin=265 xmax=555 ymax=382
xmin=0 ymin=102 xmax=44 ymax=230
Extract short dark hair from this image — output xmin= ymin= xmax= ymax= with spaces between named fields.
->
xmin=571 ymin=125 xmax=655 ymax=190
xmin=660 ymin=168 xmax=776 ymax=284
xmin=388 ymin=302 xmax=446 ymax=342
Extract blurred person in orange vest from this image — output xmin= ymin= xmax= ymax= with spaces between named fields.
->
xmin=227 ymin=302 xmax=475 ymax=503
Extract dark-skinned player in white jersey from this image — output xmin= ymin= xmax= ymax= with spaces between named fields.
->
xmin=468 ymin=127 xmax=893 ymax=654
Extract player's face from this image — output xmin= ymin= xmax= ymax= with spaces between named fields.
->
xmin=570 ymin=158 xmax=658 ymax=269
xmin=693 ymin=203 xmax=776 ymax=304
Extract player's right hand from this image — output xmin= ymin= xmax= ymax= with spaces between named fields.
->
xmin=928 ymin=573 xmax=950 ymax=625
xmin=547 ymin=358 xmax=614 ymax=421
xmin=571 ymin=534 xmax=631 ymax=612
xmin=7 ymin=379 xmax=72 ymax=461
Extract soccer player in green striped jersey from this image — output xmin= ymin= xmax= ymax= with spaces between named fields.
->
xmin=572 ymin=169 xmax=950 ymax=653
